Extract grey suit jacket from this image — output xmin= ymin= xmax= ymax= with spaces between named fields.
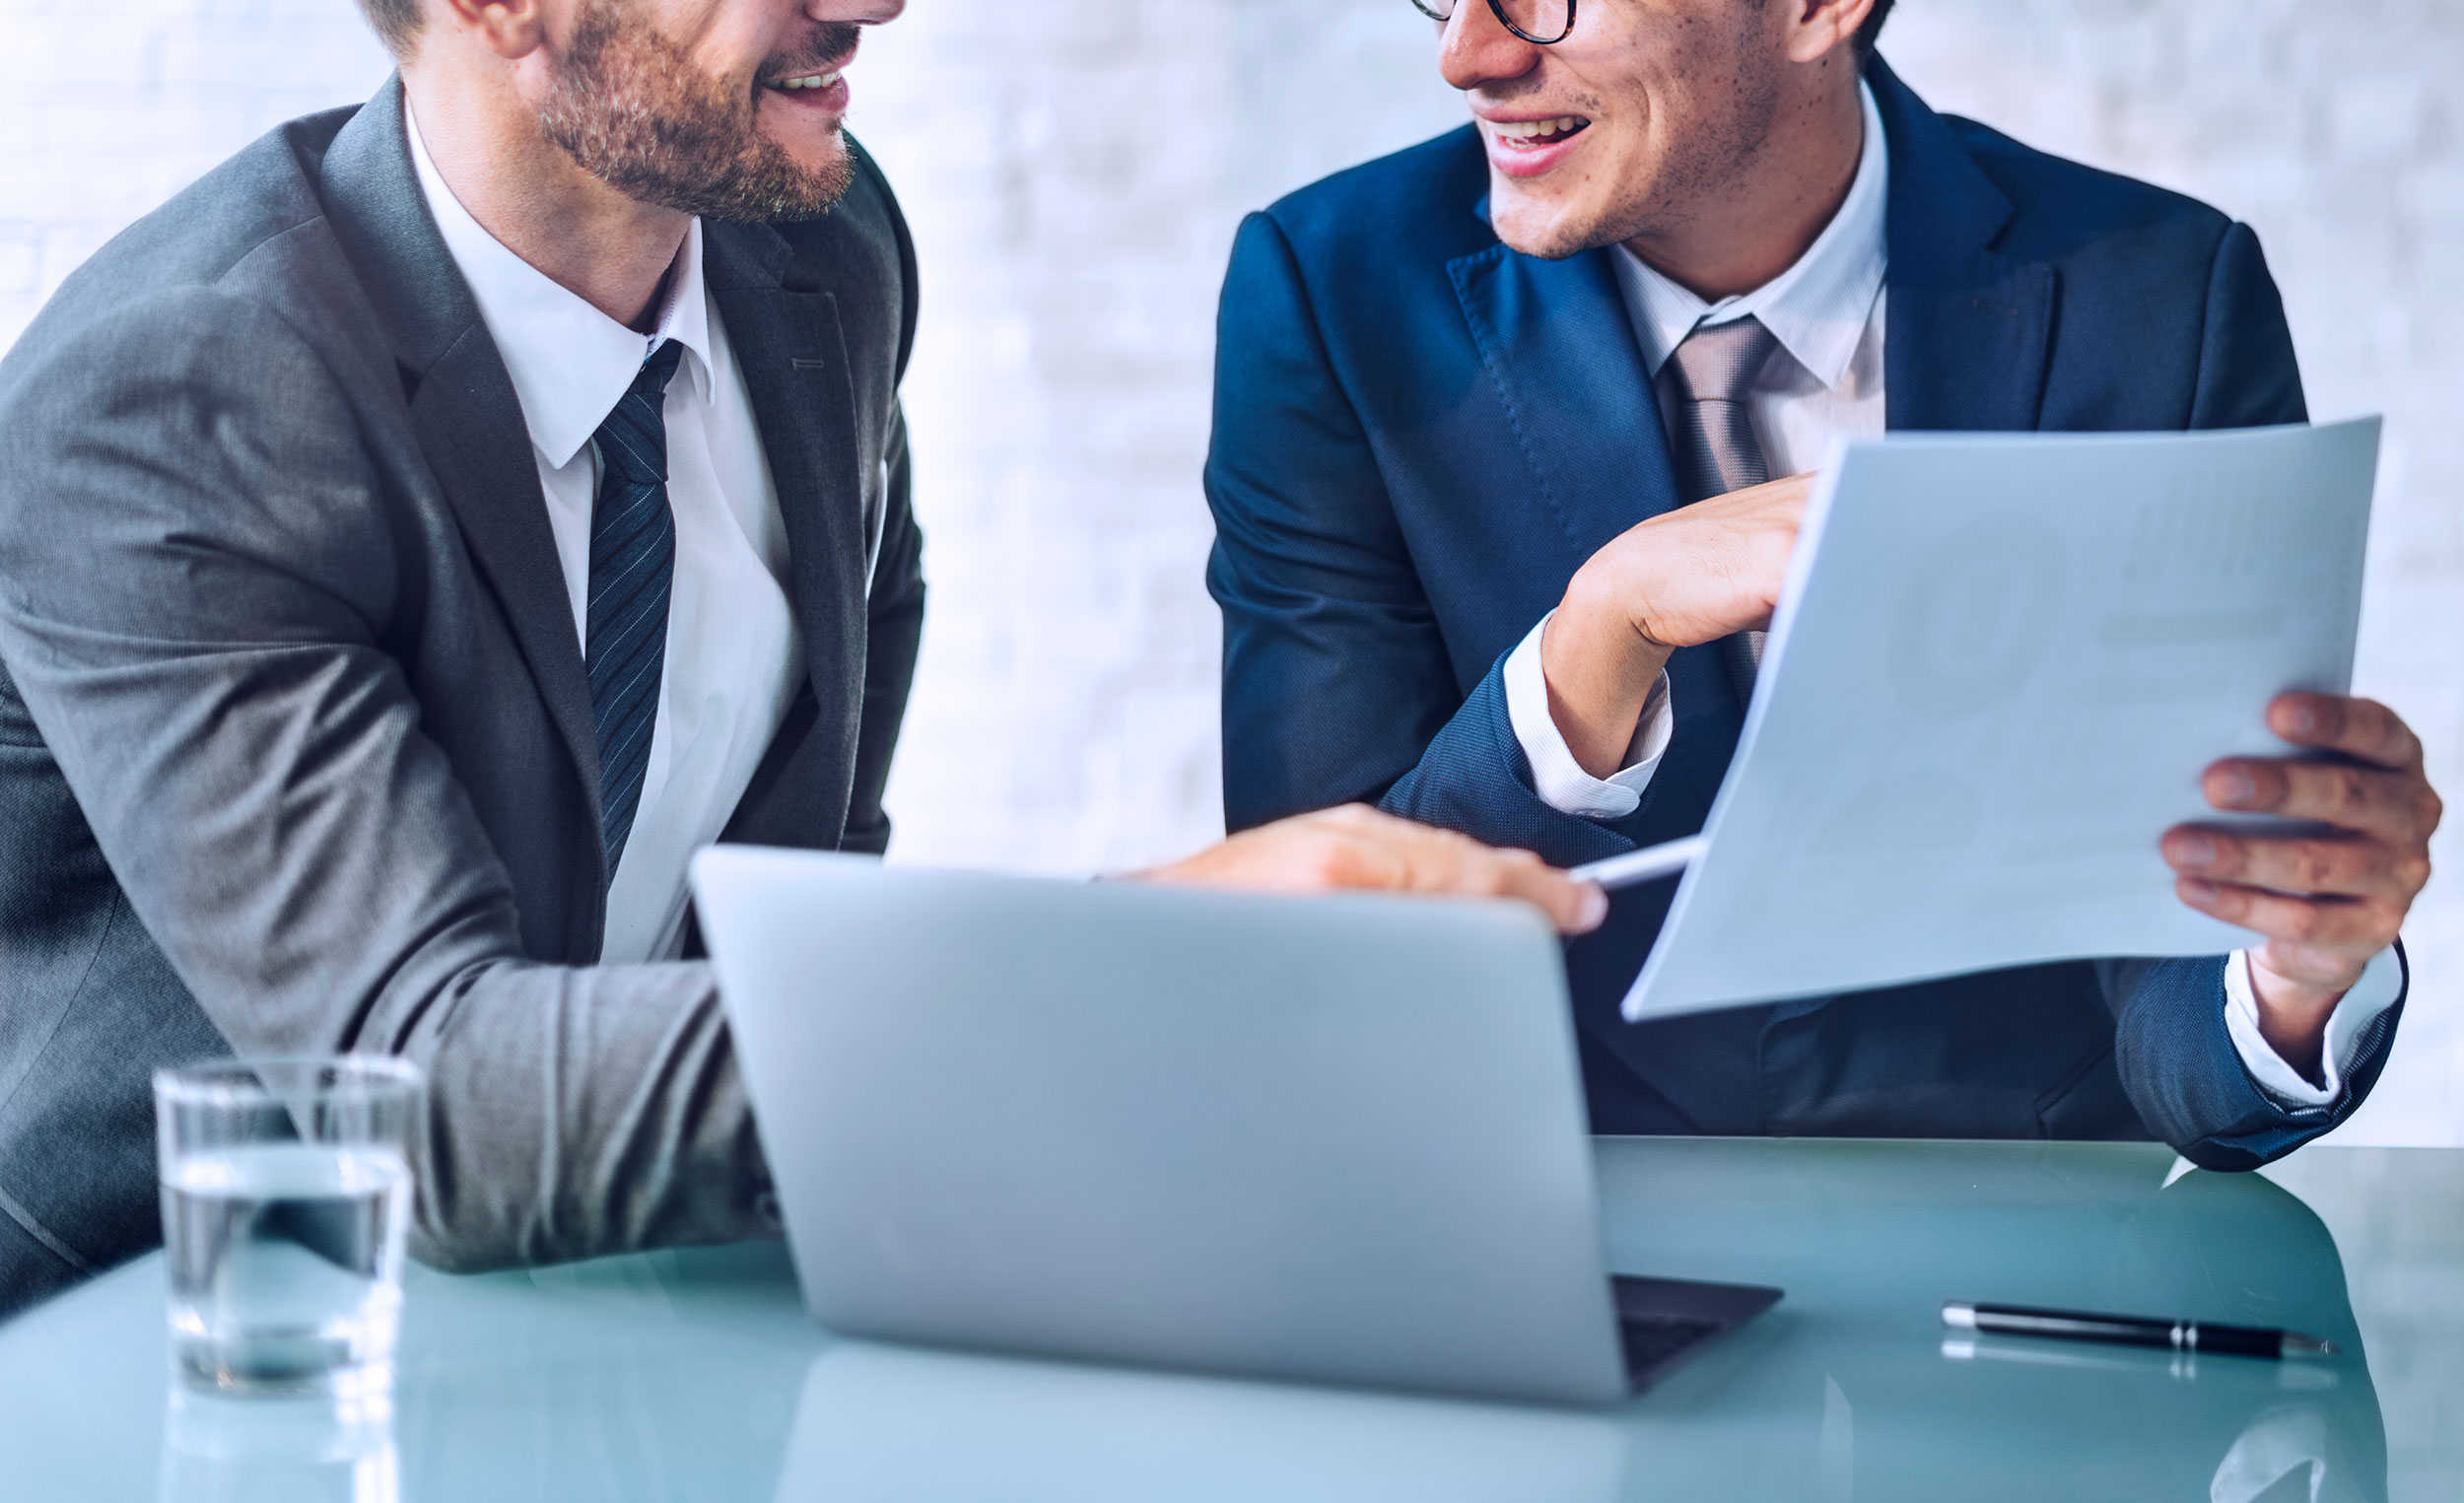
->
xmin=0 ymin=80 xmax=924 ymax=1318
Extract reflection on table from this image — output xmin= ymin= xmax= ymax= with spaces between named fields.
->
xmin=1 ymin=1138 xmax=2447 ymax=1502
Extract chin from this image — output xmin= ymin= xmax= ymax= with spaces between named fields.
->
xmin=768 ymin=130 xmax=849 ymax=188
xmin=802 ymin=130 xmax=850 ymax=172
xmin=763 ymin=112 xmax=847 ymax=157
xmin=1487 ymin=184 xmax=1609 ymax=262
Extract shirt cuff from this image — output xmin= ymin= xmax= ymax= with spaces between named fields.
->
xmin=1502 ymin=609 xmax=1674 ymax=820
xmin=2222 ymin=946 xmax=2403 ymax=1110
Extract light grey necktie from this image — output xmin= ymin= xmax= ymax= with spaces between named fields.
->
xmin=1661 ymin=315 xmax=1780 ymax=709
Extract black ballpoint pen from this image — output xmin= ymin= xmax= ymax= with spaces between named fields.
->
xmin=1942 ymin=1301 xmax=2336 ymax=1360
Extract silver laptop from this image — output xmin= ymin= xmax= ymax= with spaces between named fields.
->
xmin=691 ymin=847 xmax=1778 ymax=1408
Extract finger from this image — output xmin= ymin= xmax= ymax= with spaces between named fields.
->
xmin=2269 ymin=693 xmax=2425 ymax=773
xmin=1293 ymin=806 xmax=1425 ymax=888
xmin=1324 ymin=813 xmax=1503 ymax=893
xmin=2202 ymin=758 xmax=2433 ymax=843
xmin=1315 ymin=802 xmax=1408 ymax=837
xmin=1480 ymin=853 xmax=1608 ymax=934
xmin=2175 ymin=877 xmax=2405 ymax=953
xmin=1273 ymin=810 xmax=1610 ymax=934
xmin=1709 ymin=472 xmax=1811 ymax=513
xmin=1377 ymin=826 xmax=1608 ymax=935
xmin=2161 ymin=826 xmax=2405 ymax=899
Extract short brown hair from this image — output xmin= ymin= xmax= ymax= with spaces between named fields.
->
xmin=355 ymin=0 xmax=422 ymax=58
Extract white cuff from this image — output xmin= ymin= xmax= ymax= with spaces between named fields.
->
xmin=1502 ymin=610 xmax=1674 ymax=820
xmin=2223 ymin=946 xmax=2403 ymax=1109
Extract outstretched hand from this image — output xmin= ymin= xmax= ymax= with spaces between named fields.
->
xmin=2162 ymin=693 xmax=2440 ymax=1078
xmin=1140 ymin=804 xmax=1608 ymax=935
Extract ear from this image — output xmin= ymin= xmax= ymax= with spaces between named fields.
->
xmin=1784 ymin=0 xmax=1880 ymax=64
xmin=433 ymin=0 xmax=553 ymax=60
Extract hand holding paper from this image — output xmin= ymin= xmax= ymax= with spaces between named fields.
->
xmin=1617 ymin=420 xmax=2428 ymax=1027
xmin=2163 ymin=690 xmax=2439 ymax=1076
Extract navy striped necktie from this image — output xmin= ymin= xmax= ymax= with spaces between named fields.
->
xmin=585 ymin=338 xmax=686 ymax=877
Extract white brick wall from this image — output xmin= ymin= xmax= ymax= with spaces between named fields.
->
xmin=0 ymin=0 xmax=394 ymax=347
xmin=0 ymin=0 xmax=2454 ymax=1143
xmin=849 ymin=1 xmax=1464 ymax=875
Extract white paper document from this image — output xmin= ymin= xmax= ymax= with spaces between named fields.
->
xmin=1621 ymin=419 xmax=2379 ymax=1023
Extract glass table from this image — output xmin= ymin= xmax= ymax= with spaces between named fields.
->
xmin=1 ymin=1137 xmax=2455 ymax=1501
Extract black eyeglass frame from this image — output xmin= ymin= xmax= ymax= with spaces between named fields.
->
xmin=1408 ymin=0 xmax=1578 ymax=46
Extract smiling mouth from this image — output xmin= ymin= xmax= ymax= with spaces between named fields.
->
xmin=764 ymin=69 xmax=843 ymax=93
xmin=1489 ymin=115 xmax=1591 ymax=149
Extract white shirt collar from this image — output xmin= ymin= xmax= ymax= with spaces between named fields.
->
xmin=403 ymin=101 xmax=715 ymax=471
xmin=1611 ymin=79 xmax=1888 ymax=390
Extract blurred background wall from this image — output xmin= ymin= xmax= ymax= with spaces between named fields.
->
xmin=0 ymin=0 xmax=2455 ymax=1144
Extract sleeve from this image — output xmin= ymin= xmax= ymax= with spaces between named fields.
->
xmin=1203 ymin=211 xmax=1665 ymax=866
xmin=2222 ymin=948 xmax=2404 ymax=1108
xmin=843 ymin=400 xmax=923 ymax=855
xmin=0 ymin=289 xmax=775 ymax=1271
xmin=2189 ymin=221 xmax=2308 ymax=430
xmin=1501 ymin=612 xmax=1674 ymax=819
xmin=2098 ymin=949 xmax=2407 ymax=1171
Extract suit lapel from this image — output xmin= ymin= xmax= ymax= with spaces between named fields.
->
xmin=1871 ymin=58 xmax=2057 ymax=433
xmin=706 ymin=224 xmax=871 ymax=836
xmin=1448 ymin=239 xmax=1743 ymax=817
xmin=317 ymin=79 xmax=607 ymax=898
xmin=1447 ymin=242 xmax=1685 ymax=571
xmin=405 ymin=333 xmax=603 ymax=810
xmin=320 ymin=82 xmax=876 ymax=874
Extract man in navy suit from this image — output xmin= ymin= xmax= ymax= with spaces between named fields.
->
xmin=1204 ymin=0 xmax=2441 ymax=1165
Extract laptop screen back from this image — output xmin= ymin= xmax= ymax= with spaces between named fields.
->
xmin=693 ymin=848 xmax=1629 ymax=1407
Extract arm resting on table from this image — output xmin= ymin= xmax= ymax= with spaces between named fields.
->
xmin=0 ymin=289 xmax=779 ymax=1271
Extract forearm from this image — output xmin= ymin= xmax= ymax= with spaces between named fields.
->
xmin=1530 ymin=472 xmax=1809 ymax=777
xmin=0 ymin=290 xmax=783 ymax=1274
xmin=1507 ymin=612 xmax=1676 ymax=820
xmin=376 ymin=955 xmax=775 ymax=1271
xmin=1541 ymin=579 xmax=1677 ymax=779
xmin=2243 ymin=961 xmax=2344 ymax=1084
xmin=2222 ymin=946 xmax=2407 ymax=1111
xmin=1378 ymin=657 xmax=1657 ymax=870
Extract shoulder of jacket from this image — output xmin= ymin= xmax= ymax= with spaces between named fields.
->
xmin=2 ymin=104 xmax=370 ymax=367
xmin=1938 ymin=111 xmax=2234 ymax=249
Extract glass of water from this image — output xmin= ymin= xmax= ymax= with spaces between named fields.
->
xmin=154 ymin=1058 xmax=423 ymax=1398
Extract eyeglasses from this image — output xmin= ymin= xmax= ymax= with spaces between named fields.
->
xmin=1408 ymin=0 xmax=1577 ymax=46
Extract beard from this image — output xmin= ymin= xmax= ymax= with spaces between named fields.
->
xmin=538 ymin=4 xmax=857 ymax=223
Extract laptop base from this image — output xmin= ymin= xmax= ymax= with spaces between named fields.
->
xmin=1611 ymin=1274 xmax=1784 ymax=1391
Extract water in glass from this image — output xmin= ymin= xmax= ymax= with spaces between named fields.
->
xmin=163 ymin=1141 xmax=411 ymax=1394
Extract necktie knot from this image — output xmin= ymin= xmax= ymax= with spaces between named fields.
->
xmin=594 ymin=339 xmax=686 ymax=489
xmin=1667 ymin=315 xmax=1778 ymax=407
xmin=634 ymin=336 xmax=686 ymax=394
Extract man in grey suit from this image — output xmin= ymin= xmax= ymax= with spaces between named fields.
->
xmin=0 ymin=0 xmax=1602 ymax=1318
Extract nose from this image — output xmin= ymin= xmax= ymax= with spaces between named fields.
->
xmin=1438 ymin=3 xmax=1543 ymax=94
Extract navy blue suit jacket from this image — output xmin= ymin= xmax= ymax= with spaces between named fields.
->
xmin=1203 ymin=59 xmax=2402 ymax=1168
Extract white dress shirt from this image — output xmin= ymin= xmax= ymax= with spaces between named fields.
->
xmin=1499 ymin=81 xmax=2399 ymax=1106
xmin=408 ymin=106 xmax=803 ymax=964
